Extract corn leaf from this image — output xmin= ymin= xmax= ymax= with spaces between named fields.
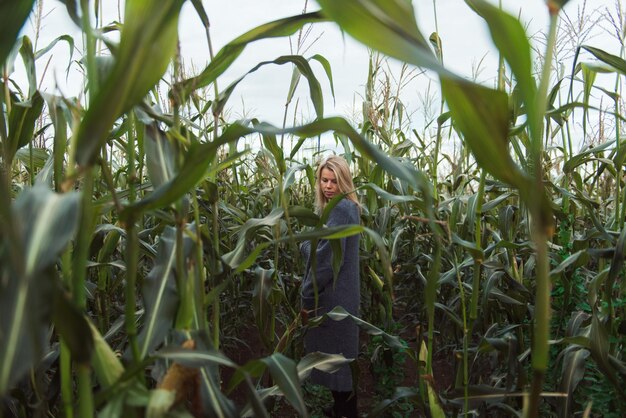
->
xmin=215 ymin=55 xmax=324 ymax=120
xmin=75 ymin=0 xmax=186 ymax=167
xmin=0 ymin=186 xmax=80 ymax=394
xmin=137 ymin=225 xmax=197 ymax=359
xmin=172 ymin=12 xmax=328 ymax=104
xmin=0 ymin=0 xmax=35 ymax=65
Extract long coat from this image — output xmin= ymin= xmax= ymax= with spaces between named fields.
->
xmin=300 ymin=198 xmax=360 ymax=392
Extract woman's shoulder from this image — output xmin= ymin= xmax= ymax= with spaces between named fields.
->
xmin=332 ymin=198 xmax=360 ymax=220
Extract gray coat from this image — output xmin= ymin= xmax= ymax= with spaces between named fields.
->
xmin=300 ymin=198 xmax=360 ymax=392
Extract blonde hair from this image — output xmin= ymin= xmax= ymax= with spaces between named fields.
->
xmin=314 ymin=155 xmax=360 ymax=213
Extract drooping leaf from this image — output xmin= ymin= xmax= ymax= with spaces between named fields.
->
xmin=282 ymin=164 xmax=307 ymax=193
xmin=419 ymin=340 xmax=446 ymax=418
xmin=154 ymin=344 xmax=238 ymax=416
xmin=261 ymin=353 xmax=308 ymax=417
xmin=215 ymin=55 xmax=324 ymax=120
xmin=171 ymin=12 xmax=328 ymax=104
xmin=154 ymin=347 xmax=237 ymax=369
xmin=18 ymin=36 xmax=37 ymax=99
xmin=581 ymin=45 xmax=626 ymax=75
xmin=15 ymin=147 xmax=50 ymax=174
xmin=15 ymin=185 xmax=81 ymax=276
xmin=607 ymin=223 xmax=626 ymax=299
xmin=317 ymin=0 xmax=527 ymax=199
xmin=89 ymin=321 xmax=125 ymax=388
xmin=314 ymin=306 xmax=405 ymax=349
xmin=234 ymin=352 xmax=348 ymax=402
xmin=310 ymin=54 xmax=335 ymax=102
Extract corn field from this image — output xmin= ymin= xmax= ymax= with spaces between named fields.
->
xmin=1 ymin=0 xmax=626 ymax=417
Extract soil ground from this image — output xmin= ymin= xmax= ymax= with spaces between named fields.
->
xmin=221 ymin=321 xmax=457 ymax=417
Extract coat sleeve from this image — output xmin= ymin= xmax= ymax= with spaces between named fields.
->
xmin=301 ymin=201 xmax=352 ymax=299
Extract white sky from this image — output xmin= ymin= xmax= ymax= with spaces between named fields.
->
xmin=15 ymin=0 xmax=622 ymax=153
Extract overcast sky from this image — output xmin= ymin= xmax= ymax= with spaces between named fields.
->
xmin=16 ymin=0 xmax=621 ymax=150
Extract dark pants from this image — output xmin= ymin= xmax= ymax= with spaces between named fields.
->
xmin=331 ymin=391 xmax=357 ymax=418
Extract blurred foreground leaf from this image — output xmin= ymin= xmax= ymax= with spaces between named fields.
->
xmin=0 ymin=0 xmax=35 ymax=65
xmin=0 ymin=185 xmax=80 ymax=394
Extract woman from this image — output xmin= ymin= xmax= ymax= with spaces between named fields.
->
xmin=300 ymin=155 xmax=360 ymax=418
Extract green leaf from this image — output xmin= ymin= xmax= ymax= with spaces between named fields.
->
xmin=310 ymin=54 xmax=335 ymax=102
xmin=253 ymin=121 xmax=286 ymax=174
xmin=607 ymin=223 xmax=626 ymax=298
xmin=0 ymin=186 xmax=80 ymax=394
xmin=0 ymin=0 xmax=35 ymax=65
xmin=316 ymin=0 xmax=440 ymax=73
xmin=550 ymin=250 xmax=589 ymax=276
xmin=316 ymin=306 xmax=405 ymax=349
xmin=7 ymin=91 xmax=45 ymax=161
xmin=120 ymin=126 xmax=242 ymax=220
xmin=143 ymin=123 xmax=178 ymax=188
xmin=18 ymin=36 xmax=37 ymax=98
xmin=15 ymin=147 xmax=50 ymax=174
xmin=452 ymin=234 xmax=484 ymax=261
xmin=252 ymin=267 xmax=275 ymax=349
xmin=154 ymin=347 xmax=237 ymax=369
xmin=146 ymin=389 xmax=176 ymax=418
xmin=369 ymin=387 xmax=418 ymax=418
xmin=589 ymin=312 xmax=624 ymax=396
xmin=89 ymin=321 xmax=125 ymax=388
xmin=559 ymin=347 xmax=590 ymax=418
xmin=295 ymin=352 xmax=351 ymax=380
xmin=261 ymin=354 xmax=308 ymax=417
xmin=222 ymin=207 xmax=285 ymax=268
xmin=52 ymin=284 xmax=94 ymax=364
xmin=317 ymin=0 xmax=527 ymax=201
xmin=359 ymin=182 xmax=418 ymax=203
xmin=138 ymin=225 xmax=197 ymax=359
xmin=35 ymin=34 xmax=75 ymax=64
xmin=172 ymin=12 xmax=328 ymax=104
xmin=581 ymin=45 xmax=626 ymax=75
xmin=16 ymin=185 xmax=81 ymax=276
xmin=252 ymin=118 xmax=432 ymax=200
xmin=215 ymin=55 xmax=324 ymax=120
xmin=286 ymin=205 xmax=320 ymax=226
xmin=466 ymin=0 xmax=536 ymax=129
xmin=442 ymin=78 xmax=530 ymax=192
xmin=282 ymin=164 xmax=307 ymax=193
xmin=42 ymin=93 xmax=71 ymax=192
xmin=75 ymin=0 xmax=186 ymax=167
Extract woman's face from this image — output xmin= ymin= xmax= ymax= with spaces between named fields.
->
xmin=320 ymin=167 xmax=339 ymax=200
